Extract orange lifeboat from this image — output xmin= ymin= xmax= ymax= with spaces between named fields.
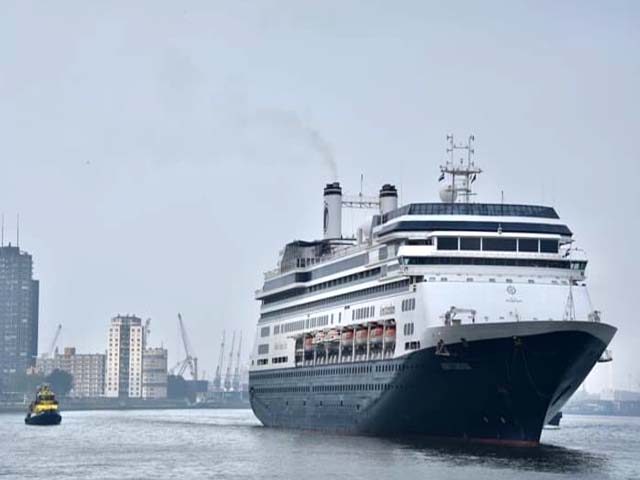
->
xmin=303 ymin=336 xmax=314 ymax=352
xmin=383 ymin=325 xmax=396 ymax=342
xmin=326 ymin=329 xmax=340 ymax=350
xmin=325 ymin=329 xmax=339 ymax=342
xmin=370 ymin=325 xmax=384 ymax=344
xmin=355 ymin=328 xmax=368 ymax=346
xmin=341 ymin=329 xmax=354 ymax=343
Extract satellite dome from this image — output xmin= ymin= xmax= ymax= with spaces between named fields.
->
xmin=439 ymin=186 xmax=457 ymax=203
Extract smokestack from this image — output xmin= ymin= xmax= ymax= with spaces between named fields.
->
xmin=323 ymin=182 xmax=342 ymax=239
xmin=379 ymin=184 xmax=398 ymax=215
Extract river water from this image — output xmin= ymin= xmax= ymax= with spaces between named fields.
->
xmin=1 ymin=410 xmax=638 ymax=479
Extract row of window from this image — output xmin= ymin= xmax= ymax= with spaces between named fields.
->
xmin=403 ymin=323 xmax=415 ymax=336
xmin=250 ymin=361 xmax=426 ymax=380
xmin=263 ymin=267 xmax=381 ymax=305
xmin=274 ymin=314 xmax=331 ymax=336
xmin=312 ymin=383 xmax=397 ymax=393
xmin=272 ymin=356 xmax=288 ymax=364
xmin=280 ymin=319 xmax=305 ymax=334
xmin=352 ymin=305 xmax=375 ymax=321
xmin=378 ymin=220 xmax=572 ymax=238
xmin=294 ymin=257 xmax=320 ymax=268
xmin=402 ymin=256 xmax=584 ymax=270
xmin=401 ymin=298 xmax=416 ymax=312
xmin=405 ymin=341 xmax=421 ymax=351
xmin=381 ymin=203 xmax=559 ymax=223
xmin=437 ymin=236 xmax=559 ymax=253
xmin=253 ymin=382 xmax=413 ymax=395
xmin=260 ymin=279 xmax=410 ymax=321
xmin=268 ymin=253 xmax=369 ymax=290
xmin=251 ymin=364 xmax=374 ymax=379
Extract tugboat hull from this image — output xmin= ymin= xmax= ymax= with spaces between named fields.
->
xmin=25 ymin=410 xmax=62 ymax=426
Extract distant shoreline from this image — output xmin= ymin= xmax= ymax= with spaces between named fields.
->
xmin=0 ymin=399 xmax=250 ymax=414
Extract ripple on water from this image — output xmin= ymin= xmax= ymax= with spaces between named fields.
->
xmin=1 ymin=410 xmax=638 ymax=480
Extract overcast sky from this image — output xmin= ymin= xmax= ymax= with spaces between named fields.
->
xmin=1 ymin=1 xmax=638 ymax=390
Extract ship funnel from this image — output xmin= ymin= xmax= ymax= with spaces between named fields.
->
xmin=323 ymin=182 xmax=342 ymax=239
xmin=379 ymin=184 xmax=398 ymax=215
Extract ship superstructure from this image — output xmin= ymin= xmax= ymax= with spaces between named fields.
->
xmin=249 ymin=136 xmax=616 ymax=445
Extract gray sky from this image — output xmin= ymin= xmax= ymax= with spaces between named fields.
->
xmin=1 ymin=1 xmax=638 ymax=390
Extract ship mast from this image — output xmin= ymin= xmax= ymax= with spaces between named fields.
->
xmin=439 ymin=134 xmax=482 ymax=203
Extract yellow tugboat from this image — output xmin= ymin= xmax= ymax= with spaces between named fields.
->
xmin=25 ymin=384 xmax=62 ymax=426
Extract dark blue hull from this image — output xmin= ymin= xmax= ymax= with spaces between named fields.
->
xmin=250 ymin=324 xmax=613 ymax=446
xmin=25 ymin=410 xmax=62 ymax=426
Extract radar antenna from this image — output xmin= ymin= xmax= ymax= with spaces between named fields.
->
xmin=439 ymin=134 xmax=482 ymax=203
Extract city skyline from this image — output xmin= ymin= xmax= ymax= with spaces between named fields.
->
xmin=1 ymin=2 xmax=638 ymax=393
xmin=0 ymin=244 xmax=39 ymax=390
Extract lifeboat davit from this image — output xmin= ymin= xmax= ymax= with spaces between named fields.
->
xmin=369 ymin=326 xmax=384 ymax=344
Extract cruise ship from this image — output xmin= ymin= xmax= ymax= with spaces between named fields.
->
xmin=249 ymin=135 xmax=616 ymax=446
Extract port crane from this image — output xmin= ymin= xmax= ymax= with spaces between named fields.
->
xmin=213 ymin=330 xmax=225 ymax=390
xmin=232 ymin=331 xmax=242 ymax=391
xmin=43 ymin=324 xmax=62 ymax=358
xmin=169 ymin=313 xmax=198 ymax=380
xmin=223 ymin=331 xmax=236 ymax=391
xmin=143 ymin=318 xmax=151 ymax=349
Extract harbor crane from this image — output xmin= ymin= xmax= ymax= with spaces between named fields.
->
xmin=169 ymin=313 xmax=198 ymax=380
xmin=232 ymin=331 xmax=242 ymax=391
xmin=43 ymin=324 xmax=62 ymax=358
xmin=213 ymin=330 xmax=225 ymax=390
xmin=143 ymin=318 xmax=151 ymax=349
xmin=223 ymin=331 xmax=236 ymax=391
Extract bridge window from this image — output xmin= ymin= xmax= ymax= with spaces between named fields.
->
xmin=258 ymin=344 xmax=269 ymax=355
xmin=518 ymin=238 xmax=539 ymax=252
xmin=482 ymin=237 xmax=517 ymax=251
xmin=407 ymin=238 xmax=433 ymax=246
xmin=460 ymin=237 xmax=481 ymax=250
xmin=540 ymin=239 xmax=559 ymax=253
xmin=437 ymin=237 xmax=459 ymax=250
xmin=260 ymin=326 xmax=270 ymax=337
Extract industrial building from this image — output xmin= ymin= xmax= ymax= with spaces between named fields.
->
xmin=36 ymin=347 xmax=106 ymax=398
xmin=142 ymin=347 xmax=167 ymax=399
xmin=0 ymin=244 xmax=39 ymax=391
xmin=105 ymin=315 xmax=143 ymax=398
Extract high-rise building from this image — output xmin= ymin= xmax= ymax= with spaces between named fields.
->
xmin=105 ymin=315 xmax=143 ymax=398
xmin=36 ymin=347 xmax=106 ymax=398
xmin=0 ymin=244 xmax=39 ymax=390
xmin=142 ymin=347 xmax=167 ymax=399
